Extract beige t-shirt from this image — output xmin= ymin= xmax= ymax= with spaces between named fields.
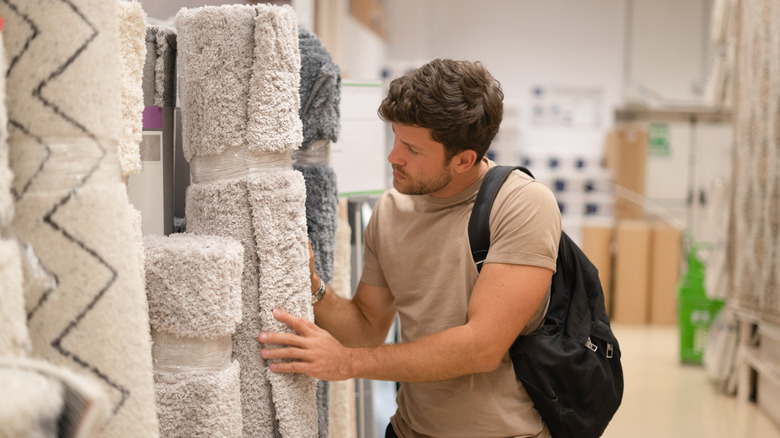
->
xmin=360 ymin=161 xmax=562 ymax=438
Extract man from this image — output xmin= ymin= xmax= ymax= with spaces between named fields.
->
xmin=259 ymin=59 xmax=561 ymax=438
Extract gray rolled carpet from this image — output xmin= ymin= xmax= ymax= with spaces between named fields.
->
xmin=143 ymin=25 xmax=177 ymax=108
xmin=298 ymin=28 xmax=341 ymax=150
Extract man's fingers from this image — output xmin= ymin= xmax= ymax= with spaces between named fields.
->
xmin=261 ymin=346 xmax=306 ymax=361
xmin=271 ymin=308 xmax=317 ymax=335
xmin=258 ymin=331 xmax=302 ymax=347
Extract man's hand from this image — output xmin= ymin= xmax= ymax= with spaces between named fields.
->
xmin=258 ymin=308 xmax=354 ymax=381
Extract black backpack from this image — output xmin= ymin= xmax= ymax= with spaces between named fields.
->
xmin=468 ymin=165 xmax=623 ymax=438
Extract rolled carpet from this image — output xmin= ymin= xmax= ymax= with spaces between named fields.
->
xmin=1 ymin=0 xmax=121 ymax=144
xmin=118 ymin=0 xmax=147 ymax=180
xmin=142 ymin=25 xmax=177 ymax=108
xmin=144 ymin=233 xmax=243 ymax=339
xmin=0 ymin=356 xmax=111 ymax=438
xmin=154 ymin=360 xmax=243 ymax=438
xmin=328 ymin=200 xmax=357 ymax=438
xmin=0 ymin=239 xmax=29 ymax=357
xmin=144 ymin=233 xmax=244 ymax=438
xmin=294 ymin=163 xmax=339 ymax=438
xmin=298 ymin=28 xmax=341 ymax=150
xmin=0 ymin=366 xmax=63 ymax=438
xmin=248 ymin=170 xmax=317 ymax=438
xmin=186 ymin=170 xmax=318 ymax=438
xmin=0 ymin=32 xmax=12 ymax=229
xmin=174 ymin=4 xmax=257 ymax=161
xmin=154 ymin=26 xmax=177 ymax=108
xmin=185 ymin=179 xmax=277 ymax=438
xmin=176 ymin=4 xmax=302 ymax=161
xmin=245 ymin=5 xmax=302 ymax=153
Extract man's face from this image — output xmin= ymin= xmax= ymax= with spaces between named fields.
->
xmin=388 ymin=123 xmax=454 ymax=196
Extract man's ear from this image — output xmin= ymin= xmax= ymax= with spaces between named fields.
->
xmin=452 ymin=149 xmax=478 ymax=173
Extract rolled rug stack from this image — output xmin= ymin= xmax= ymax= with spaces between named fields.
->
xmin=144 ymin=234 xmax=244 ymax=438
xmin=295 ymin=27 xmax=342 ymax=438
xmin=0 ymin=0 xmax=159 ymax=436
xmin=177 ymin=4 xmax=317 ymax=437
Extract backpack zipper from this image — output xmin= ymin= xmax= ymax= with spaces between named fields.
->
xmin=585 ymin=337 xmax=598 ymax=352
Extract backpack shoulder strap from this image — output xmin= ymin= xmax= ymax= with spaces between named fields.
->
xmin=468 ymin=165 xmax=534 ymax=273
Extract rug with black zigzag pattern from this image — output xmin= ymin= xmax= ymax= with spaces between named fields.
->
xmin=0 ymin=0 xmax=159 ymax=436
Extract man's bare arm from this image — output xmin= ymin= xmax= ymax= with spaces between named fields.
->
xmin=260 ymin=262 xmax=551 ymax=382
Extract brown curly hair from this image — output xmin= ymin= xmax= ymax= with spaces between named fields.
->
xmin=378 ymin=59 xmax=504 ymax=162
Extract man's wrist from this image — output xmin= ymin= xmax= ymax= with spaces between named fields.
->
xmin=311 ymin=274 xmax=326 ymax=305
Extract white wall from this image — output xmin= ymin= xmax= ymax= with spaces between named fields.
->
xmin=386 ymin=0 xmax=628 ymax=159
xmin=383 ymin=0 xmax=716 ymax=167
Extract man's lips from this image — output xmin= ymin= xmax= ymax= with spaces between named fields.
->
xmin=392 ymin=166 xmax=405 ymax=180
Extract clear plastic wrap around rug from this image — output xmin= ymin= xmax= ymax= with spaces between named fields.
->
xmin=186 ymin=170 xmax=317 ymax=438
xmin=0 ymin=0 xmax=159 ymax=435
xmin=144 ymin=233 xmax=245 ymax=437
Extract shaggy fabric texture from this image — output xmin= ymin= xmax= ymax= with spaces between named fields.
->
xmin=298 ymin=28 xmax=341 ymax=150
xmin=144 ymin=233 xmax=243 ymax=338
xmin=0 ymin=0 xmax=121 ymax=144
xmin=186 ymin=171 xmax=317 ymax=438
xmin=329 ymin=206 xmax=357 ymax=438
xmin=155 ymin=27 xmax=177 ymax=108
xmin=0 ymin=34 xmax=12 ymax=229
xmin=1 ymin=1 xmax=159 ymax=435
xmin=0 ymin=357 xmax=111 ymax=438
xmin=248 ymin=170 xmax=317 ymax=438
xmin=727 ymin=0 xmax=780 ymax=325
xmin=0 ymin=367 xmax=63 ymax=438
xmin=175 ymin=4 xmax=302 ymax=161
xmin=117 ymin=0 xmax=146 ymax=179
xmin=0 ymin=239 xmax=29 ymax=357
xmin=143 ymin=25 xmax=177 ymax=108
xmin=294 ymin=164 xmax=338 ymax=284
xmin=145 ymin=233 xmax=244 ymax=438
xmin=154 ymin=360 xmax=243 ymax=438
xmin=186 ymin=180 xmax=276 ymax=438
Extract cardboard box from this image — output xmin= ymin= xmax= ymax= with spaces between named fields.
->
xmin=605 ymin=128 xmax=648 ymax=218
xmin=612 ymin=219 xmax=652 ymax=323
xmin=581 ymin=222 xmax=614 ymax=316
xmin=649 ymin=222 xmax=682 ymax=325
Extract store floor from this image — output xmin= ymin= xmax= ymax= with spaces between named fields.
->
xmin=603 ymin=323 xmax=780 ymax=438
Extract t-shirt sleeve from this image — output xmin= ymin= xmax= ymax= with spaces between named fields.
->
xmin=359 ymin=195 xmax=389 ymax=288
xmin=484 ymin=174 xmax=561 ymax=272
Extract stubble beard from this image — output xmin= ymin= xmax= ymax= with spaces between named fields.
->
xmin=392 ymin=164 xmax=453 ymax=196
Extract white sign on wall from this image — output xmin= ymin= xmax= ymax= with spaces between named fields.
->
xmin=330 ymin=82 xmax=389 ymax=196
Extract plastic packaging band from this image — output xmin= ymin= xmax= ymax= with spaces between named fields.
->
xmin=10 ymin=137 xmax=120 ymax=194
xmin=190 ymin=147 xmax=292 ymax=184
xmin=292 ymin=140 xmax=330 ymax=166
xmin=152 ymin=329 xmax=232 ymax=373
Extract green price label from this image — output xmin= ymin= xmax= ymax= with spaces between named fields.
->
xmin=648 ymin=123 xmax=670 ymax=157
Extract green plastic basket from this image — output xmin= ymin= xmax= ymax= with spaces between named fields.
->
xmin=677 ymin=238 xmax=725 ymax=364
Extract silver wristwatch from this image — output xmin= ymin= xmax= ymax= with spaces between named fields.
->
xmin=311 ymin=278 xmax=326 ymax=305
